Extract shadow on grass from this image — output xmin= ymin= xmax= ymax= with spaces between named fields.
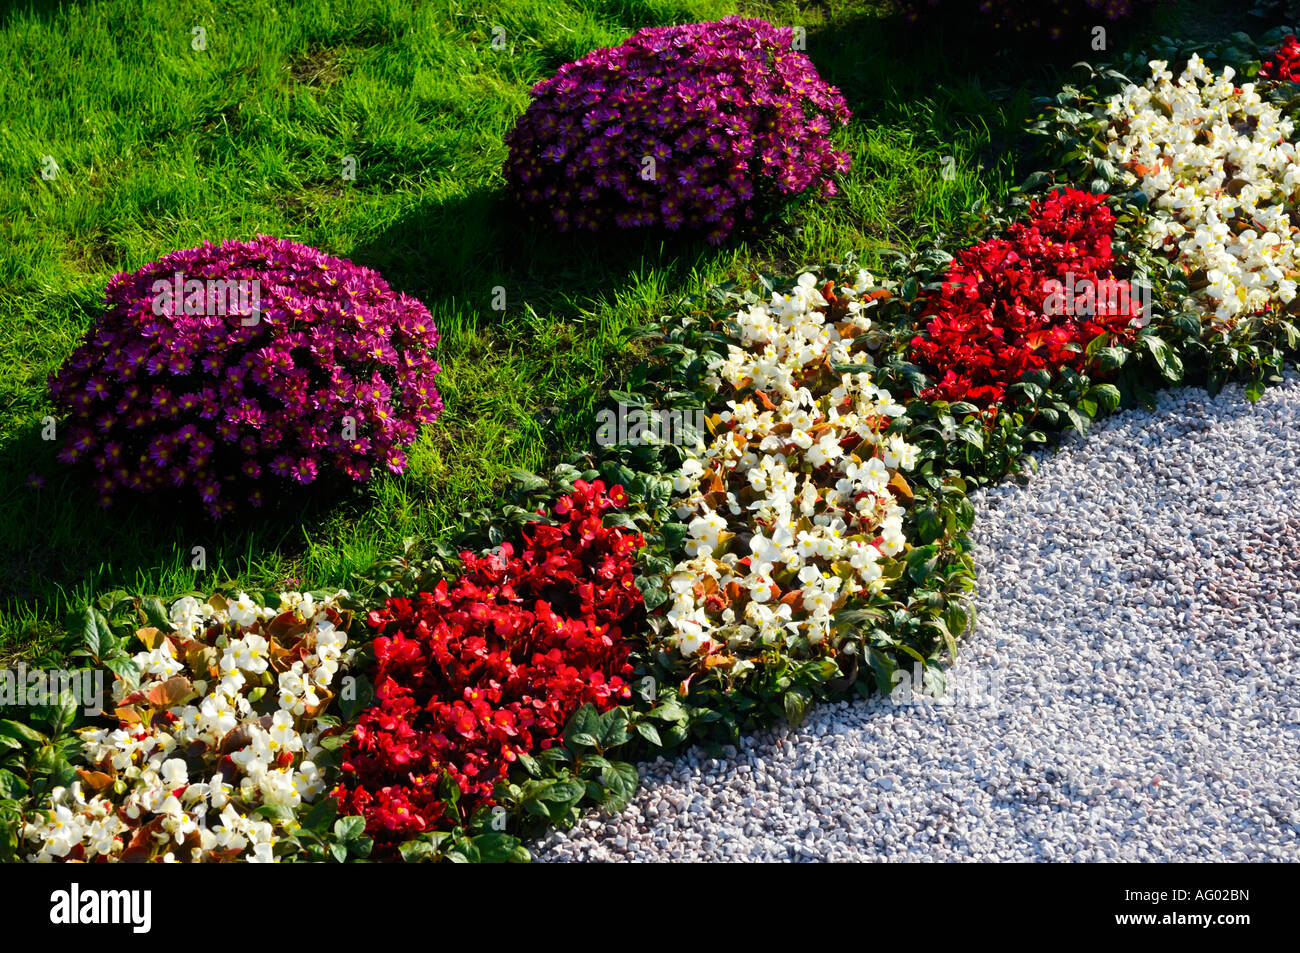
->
xmin=0 ymin=415 xmax=378 ymax=642
xmin=0 ymin=0 xmax=78 ymax=27
xmin=344 ymin=183 xmax=725 ymax=486
xmin=345 ymin=185 xmax=722 ymax=322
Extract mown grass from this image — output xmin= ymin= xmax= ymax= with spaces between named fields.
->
xmin=0 ymin=0 xmax=1256 ymax=658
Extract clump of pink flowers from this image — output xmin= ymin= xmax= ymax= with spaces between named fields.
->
xmin=504 ymin=16 xmax=851 ymax=245
xmin=48 ymin=236 xmax=443 ymax=518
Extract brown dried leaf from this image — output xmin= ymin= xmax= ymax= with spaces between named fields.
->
xmin=76 ymin=769 xmax=115 ymax=793
xmin=146 ymin=675 xmax=196 ymax=709
xmin=889 ymin=471 xmax=914 ymax=503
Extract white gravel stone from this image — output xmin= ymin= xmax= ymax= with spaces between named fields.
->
xmin=533 ymin=375 xmax=1300 ymax=862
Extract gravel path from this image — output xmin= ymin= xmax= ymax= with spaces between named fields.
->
xmin=535 ymin=376 xmax=1300 ymax=862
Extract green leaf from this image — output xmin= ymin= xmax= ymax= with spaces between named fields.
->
xmin=399 ymin=839 xmax=437 ymax=863
xmin=954 ymin=426 xmax=984 ymax=450
xmin=904 ymin=544 xmax=940 ymax=584
xmin=598 ymin=761 xmax=639 ymax=810
xmin=648 ymin=698 xmax=688 ymax=723
xmin=1017 ymin=170 xmax=1053 ymax=192
xmin=579 ymin=754 xmax=612 ymax=773
xmin=914 ymin=506 xmax=942 ymax=543
xmin=783 ymin=689 xmax=811 ymax=727
xmin=255 ymin=803 xmax=295 ymax=822
xmin=140 ymin=597 xmax=171 ymax=633
xmin=944 ymin=604 xmax=971 ymax=641
xmin=1095 ymin=345 xmax=1129 ymax=373
xmin=0 ymin=768 xmax=28 ymax=799
xmin=69 ymin=607 xmax=111 ymax=661
xmin=633 ymin=721 xmax=662 ymax=748
xmin=637 ymin=576 xmax=668 ymax=611
xmin=602 ymin=512 xmax=639 ymax=530
xmin=301 ymin=796 xmax=338 ymax=832
xmin=941 ymin=626 xmax=959 ymax=662
xmin=1088 ymin=383 xmax=1122 ymax=414
xmin=1172 ymin=310 xmax=1203 ymax=338
xmin=470 ymin=831 xmax=525 ymax=863
xmin=1066 ymin=408 xmax=1090 ymax=435
xmin=866 ymin=647 xmax=897 ymax=696
xmin=0 ymin=720 xmax=45 ymax=748
xmin=563 ymin=704 xmax=603 ymax=751
xmin=1142 ymin=334 xmax=1183 ymax=381
xmin=833 ymin=606 xmax=887 ymax=628
xmin=509 ymin=469 xmax=550 ymax=492
xmin=104 ymin=656 xmax=140 ymax=689
xmin=661 ymin=522 xmax=688 ymax=550
xmin=333 ymin=816 xmax=366 ymax=842
xmin=594 ymin=708 xmax=630 ymax=750
xmin=51 ymin=692 xmax=78 ymax=734
xmin=538 ymin=778 xmax=586 ymax=805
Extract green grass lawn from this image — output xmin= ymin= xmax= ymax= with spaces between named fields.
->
xmin=0 ymin=0 xmax=1257 ymax=659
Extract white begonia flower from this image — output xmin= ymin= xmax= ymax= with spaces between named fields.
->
xmin=882 ymin=434 xmax=918 ymax=470
xmin=268 ymin=710 xmax=303 ymax=752
xmin=295 ymin=761 xmax=325 ymax=801
xmin=20 ymin=590 xmax=354 ymax=862
xmin=228 ymin=592 xmax=260 ymax=628
xmin=1106 ymin=57 xmax=1300 ymax=327
xmin=160 ymin=758 xmax=188 ymax=789
xmin=229 ymin=633 xmax=270 ymax=674
xmin=199 ymin=694 xmax=239 ymax=737
xmin=663 ymin=269 xmax=919 ymax=661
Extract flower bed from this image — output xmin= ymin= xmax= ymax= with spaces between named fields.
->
xmin=1025 ymin=30 xmax=1300 ymax=402
xmin=20 ymin=591 xmax=355 ymax=862
xmin=1104 ymin=54 xmax=1300 ymax=330
xmin=909 ymin=188 xmax=1144 ymax=406
xmin=618 ymin=263 xmax=977 ymax=740
xmin=661 ymin=271 xmax=915 ymax=661
xmin=333 ymin=481 xmax=645 ymax=855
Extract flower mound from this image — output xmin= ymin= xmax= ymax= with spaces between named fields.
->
xmin=334 ymin=481 xmax=643 ymax=853
xmin=504 ymin=16 xmax=850 ymax=245
xmin=660 ymin=270 xmax=918 ymax=662
xmin=48 ymin=236 xmax=443 ymax=519
xmin=909 ymin=188 xmax=1143 ymax=405
xmin=1105 ymin=55 xmax=1300 ymax=330
xmin=23 ymin=591 xmax=354 ymax=862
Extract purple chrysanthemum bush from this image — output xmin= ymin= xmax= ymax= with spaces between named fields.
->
xmin=48 ymin=236 xmax=443 ymax=519
xmin=504 ymin=16 xmax=851 ymax=245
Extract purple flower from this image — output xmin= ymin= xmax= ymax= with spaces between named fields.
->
xmin=47 ymin=235 xmax=443 ymax=519
xmin=503 ymin=17 xmax=850 ymax=243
